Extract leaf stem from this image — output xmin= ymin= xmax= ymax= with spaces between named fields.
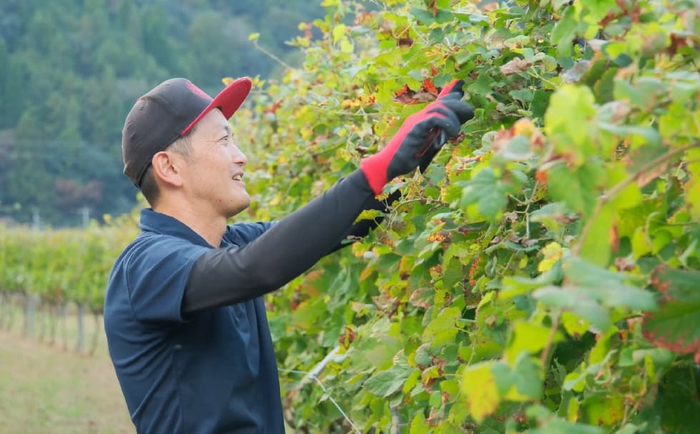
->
xmin=527 ymin=70 xmax=558 ymax=89
xmin=540 ymin=311 xmax=561 ymax=367
xmin=652 ymin=220 xmax=699 ymax=227
xmin=251 ymin=40 xmax=294 ymax=71
xmin=279 ymin=346 xmax=361 ymax=434
xmin=574 ymin=143 xmax=700 ymax=257
xmin=524 ymin=180 xmax=540 ymax=240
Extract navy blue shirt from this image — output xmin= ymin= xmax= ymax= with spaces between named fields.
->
xmin=104 ymin=209 xmax=284 ymax=433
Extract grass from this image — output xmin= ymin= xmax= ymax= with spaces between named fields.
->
xmin=0 ymin=304 xmax=134 ymax=434
xmin=0 ymin=302 xmax=299 ymax=433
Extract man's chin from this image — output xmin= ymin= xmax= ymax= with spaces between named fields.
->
xmin=226 ymin=197 xmax=251 ymax=219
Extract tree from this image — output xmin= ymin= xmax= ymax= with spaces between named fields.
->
xmin=5 ymin=108 xmax=54 ymax=220
xmin=0 ymin=0 xmax=327 ymax=225
xmin=3 ymin=57 xmax=25 ymax=127
xmin=0 ymin=39 xmax=9 ymax=128
xmin=141 ymin=4 xmax=178 ymax=73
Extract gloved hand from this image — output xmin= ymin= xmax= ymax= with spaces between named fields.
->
xmin=360 ymin=79 xmax=474 ymax=195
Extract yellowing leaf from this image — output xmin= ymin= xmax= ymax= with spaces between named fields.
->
xmin=567 ymin=397 xmax=580 ymax=422
xmin=332 ymin=24 xmax=346 ymax=43
xmin=460 ymin=362 xmax=500 ymax=423
xmin=561 ymin=311 xmax=589 ymax=338
xmin=685 ymin=147 xmax=700 ymax=220
xmin=583 ymin=394 xmax=625 ymax=425
xmin=631 ymin=226 xmax=652 ymax=259
xmin=340 ymin=39 xmax=354 ymax=53
xmin=340 ymin=94 xmax=376 ymax=109
xmin=538 ymin=242 xmax=564 ymax=272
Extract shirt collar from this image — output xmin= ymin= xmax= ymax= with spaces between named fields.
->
xmin=139 ymin=208 xmax=213 ymax=248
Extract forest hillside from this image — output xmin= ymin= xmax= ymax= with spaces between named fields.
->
xmin=0 ymin=0 xmax=324 ymax=226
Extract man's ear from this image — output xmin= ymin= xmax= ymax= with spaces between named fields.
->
xmin=151 ymin=151 xmax=184 ymax=188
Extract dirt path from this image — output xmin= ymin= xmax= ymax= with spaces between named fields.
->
xmin=0 ymin=329 xmax=134 ymax=434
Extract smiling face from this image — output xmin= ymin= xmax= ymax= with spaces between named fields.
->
xmin=178 ymin=109 xmax=250 ymax=219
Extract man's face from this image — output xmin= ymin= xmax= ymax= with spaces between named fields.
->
xmin=181 ymin=109 xmax=250 ymax=218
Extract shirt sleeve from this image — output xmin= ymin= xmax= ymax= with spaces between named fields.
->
xmin=328 ymin=187 xmax=401 ymax=253
xmin=182 ymin=169 xmax=375 ymax=314
xmin=124 ymin=237 xmax=209 ymax=323
xmin=223 ymin=221 xmax=276 ymax=246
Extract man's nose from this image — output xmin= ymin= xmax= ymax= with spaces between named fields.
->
xmin=232 ymin=145 xmax=247 ymax=166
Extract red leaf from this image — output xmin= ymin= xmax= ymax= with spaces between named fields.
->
xmin=263 ymin=98 xmax=285 ymax=114
xmin=610 ymin=224 xmax=620 ymax=253
xmin=393 ymin=81 xmax=441 ymax=105
xmin=535 ymin=168 xmax=548 ymax=183
xmin=338 ymin=326 xmax=356 ymax=349
xmin=642 ymin=267 xmax=700 ymax=361
xmin=393 ymin=84 xmax=417 ymax=104
xmin=667 ymin=34 xmax=689 ymax=56
xmin=397 ymin=37 xmax=414 ymax=48
xmin=426 ymin=0 xmax=437 ymax=16
xmin=394 ymin=84 xmax=413 ymax=97
xmin=409 ymin=287 xmax=433 ymax=309
xmin=422 ymin=78 xmax=438 ymax=95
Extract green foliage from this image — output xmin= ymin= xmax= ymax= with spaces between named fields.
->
xmin=0 ymin=213 xmax=138 ymax=310
xmin=0 ymin=0 xmax=325 ymax=226
xmin=231 ymin=0 xmax=700 ymax=431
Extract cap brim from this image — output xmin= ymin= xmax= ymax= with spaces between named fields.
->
xmin=181 ymin=77 xmax=252 ymax=135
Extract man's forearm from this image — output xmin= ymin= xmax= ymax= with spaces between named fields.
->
xmin=182 ymin=169 xmax=375 ymax=314
xmin=328 ymin=188 xmax=400 ymax=253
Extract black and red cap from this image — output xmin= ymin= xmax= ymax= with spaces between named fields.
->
xmin=122 ymin=77 xmax=252 ymax=187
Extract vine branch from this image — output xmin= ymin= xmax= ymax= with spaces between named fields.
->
xmin=540 ymin=311 xmax=561 ymax=367
xmin=279 ymin=346 xmax=361 ymax=433
xmin=251 ymin=40 xmax=294 ymax=71
xmin=574 ymin=142 xmax=700 ymax=257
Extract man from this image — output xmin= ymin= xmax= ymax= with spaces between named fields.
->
xmin=104 ymin=76 xmax=473 ymax=433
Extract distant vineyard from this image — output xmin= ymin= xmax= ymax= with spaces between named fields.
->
xmin=0 ymin=213 xmax=137 ymax=354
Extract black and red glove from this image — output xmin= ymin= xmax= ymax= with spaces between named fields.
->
xmin=360 ymin=79 xmax=474 ymax=195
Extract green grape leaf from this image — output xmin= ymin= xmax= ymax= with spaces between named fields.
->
xmin=546 ymin=164 xmax=601 ymax=218
xmin=364 ymin=362 xmax=416 ymax=397
xmin=459 ymin=168 xmax=512 ymax=220
xmin=545 ymin=84 xmax=598 ymax=159
xmin=656 ymin=366 xmax=700 ymax=433
xmin=578 ymin=202 xmax=616 ymax=267
xmin=410 ymin=412 xmax=430 ymax=434
xmin=505 ymin=320 xmax=564 ymax=363
xmin=533 ymin=286 xmax=611 ymax=331
xmin=422 ymin=307 xmax=461 ymax=347
xmin=551 ymin=6 xmax=578 ymax=56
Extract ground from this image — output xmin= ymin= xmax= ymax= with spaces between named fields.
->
xmin=0 ymin=307 xmax=299 ymax=433
xmin=0 ymin=310 xmax=134 ymax=434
